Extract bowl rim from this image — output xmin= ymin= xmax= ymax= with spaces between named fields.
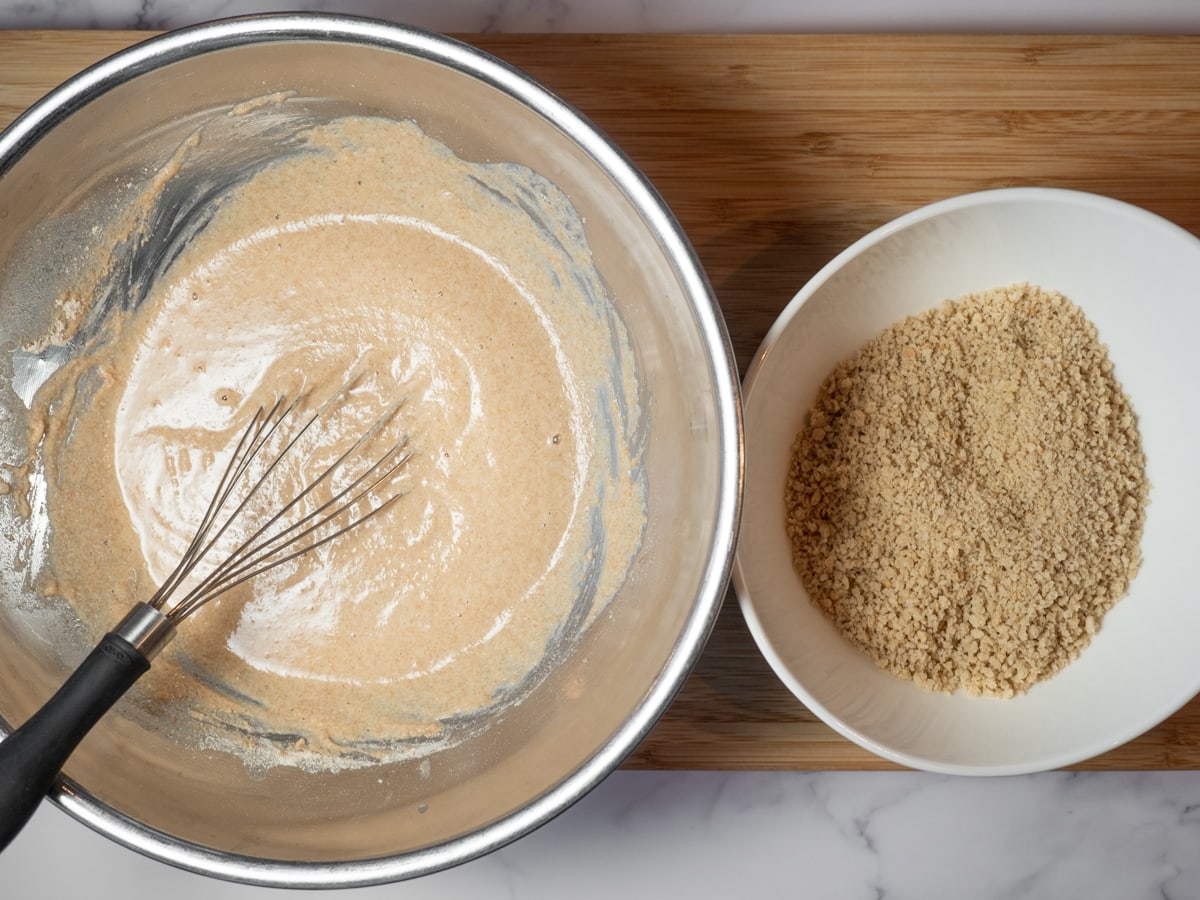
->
xmin=733 ymin=185 xmax=1200 ymax=777
xmin=0 ymin=12 xmax=744 ymax=886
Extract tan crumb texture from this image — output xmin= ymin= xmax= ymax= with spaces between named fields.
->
xmin=785 ymin=283 xmax=1149 ymax=697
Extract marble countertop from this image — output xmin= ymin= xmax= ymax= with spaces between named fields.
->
xmin=6 ymin=0 xmax=1200 ymax=33
xmin=9 ymin=770 xmax=1200 ymax=898
xmin=3 ymin=3 xmax=1200 ymax=899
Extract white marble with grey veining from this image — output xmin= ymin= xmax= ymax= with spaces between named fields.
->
xmin=5 ymin=770 xmax=1200 ymax=898
xmin=3 ymin=0 xmax=1200 ymax=32
xmin=2 ymin=1 xmax=1200 ymax=897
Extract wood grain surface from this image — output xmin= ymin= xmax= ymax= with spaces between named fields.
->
xmin=2 ymin=30 xmax=1199 ymax=770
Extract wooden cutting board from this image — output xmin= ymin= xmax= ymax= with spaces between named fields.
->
xmin=3 ymin=30 xmax=1199 ymax=770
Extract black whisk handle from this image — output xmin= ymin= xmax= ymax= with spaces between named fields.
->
xmin=0 ymin=630 xmax=151 ymax=852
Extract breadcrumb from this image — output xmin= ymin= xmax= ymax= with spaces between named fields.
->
xmin=785 ymin=283 xmax=1148 ymax=696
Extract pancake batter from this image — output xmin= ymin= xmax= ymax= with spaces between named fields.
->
xmin=24 ymin=113 xmax=646 ymax=770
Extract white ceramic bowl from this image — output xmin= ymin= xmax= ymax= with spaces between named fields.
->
xmin=734 ymin=187 xmax=1200 ymax=775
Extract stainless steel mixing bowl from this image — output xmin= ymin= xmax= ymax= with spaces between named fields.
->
xmin=0 ymin=15 xmax=741 ymax=887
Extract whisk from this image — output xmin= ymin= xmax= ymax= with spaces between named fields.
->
xmin=0 ymin=390 xmax=411 ymax=851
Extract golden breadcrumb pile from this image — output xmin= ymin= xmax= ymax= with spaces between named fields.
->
xmin=786 ymin=283 xmax=1148 ymax=696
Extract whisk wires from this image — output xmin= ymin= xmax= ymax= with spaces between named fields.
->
xmin=147 ymin=391 xmax=410 ymax=622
